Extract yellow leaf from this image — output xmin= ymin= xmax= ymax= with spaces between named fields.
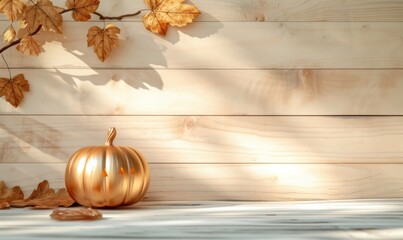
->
xmin=16 ymin=35 xmax=42 ymax=56
xmin=3 ymin=24 xmax=16 ymax=43
xmin=87 ymin=24 xmax=120 ymax=62
xmin=24 ymin=0 xmax=63 ymax=33
xmin=143 ymin=0 xmax=200 ymax=36
xmin=66 ymin=0 xmax=100 ymax=21
xmin=0 ymin=0 xmax=25 ymax=21
xmin=0 ymin=74 xmax=29 ymax=108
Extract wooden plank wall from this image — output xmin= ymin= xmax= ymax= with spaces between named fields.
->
xmin=1 ymin=0 xmax=403 ymax=201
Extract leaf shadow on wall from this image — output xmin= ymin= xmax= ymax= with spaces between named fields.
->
xmin=44 ymin=27 xmax=165 ymax=89
xmin=31 ymin=24 xmax=170 ymax=114
xmin=29 ymin=16 xmax=223 ymax=114
xmin=164 ymin=12 xmax=223 ymax=44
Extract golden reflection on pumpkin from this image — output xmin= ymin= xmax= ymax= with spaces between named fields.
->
xmin=65 ymin=127 xmax=150 ymax=207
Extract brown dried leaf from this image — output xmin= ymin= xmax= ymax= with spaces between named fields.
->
xmin=0 ymin=181 xmax=24 ymax=206
xmin=3 ymin=24 xmax=16 ymax=43
xmin=0 ymin=74 xmax=29 ymax=108
xmin=50 ymin=208 xmax=102 ymax=221
xmin=87 ymin=24 xmax=120 ymax=62
xmin=0 ymin=0 xmax=26 ymax=21
xmin=143 ymin=0 xmax=200 ymax=36
xmin=25 ymin=179 xmax=54 ymax=200
xmin=16 ymin=35 xmax=42 ymax=56
xmin=66 ymin=0 xmax=100 ymax=21
xmin=0 ymin=201 xmax=10 ymax=209
xmin=24 ymin=0 xmax=63 ymax=33
xmin=10 ymin=180 xmax=75 ymax=208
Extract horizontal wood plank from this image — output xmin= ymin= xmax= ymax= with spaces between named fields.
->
xmin=2 ymin=0 xmax=403 ymax=22
xmin=1 ymin=116 xmax=403 ymax=164
xmin=1 ymin=69 xmax=403 ymax=115
xmin=1 ymin=22 xmax=402 ymax=69
xmin=1 ymin=163 xmax=403 ymax=200
xmin=2 ymin=200 xmax=403 ymax=239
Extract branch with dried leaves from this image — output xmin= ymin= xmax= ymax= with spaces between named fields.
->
xmin=0 ymin=0 xmax=201 ymax=108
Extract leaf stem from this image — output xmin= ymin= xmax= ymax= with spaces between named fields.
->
xmin=1 ymin=55 xmax=12 ymax=79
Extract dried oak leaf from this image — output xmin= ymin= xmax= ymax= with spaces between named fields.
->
xmin=24 ymin=0 xmax=63 ymax=33
xmin=143 ymin=0 xmax=200 ymax=36
xmin=0 ymin=180 xmax=24 ymax=209
xmin=0 ymin=201 xmax=9 ymax=209
xmin=87 ymin=24 xmax=120 ymax=62
xmin=3 ymin=24 xmax=16 ymax=43
xmin=16 ymin=35 xmax=42 ymax=56
xmin=66 ymin=0 xmax=100 ymax=21
xmin=51 ymin=208 xmax=102 ymax=221
xmin=0 ymin=0 xmax=26 ymax=21
xmin=10 ymin=180 xmax=75 ymax=208
xmin=0 ymin=74 xmax=29 ymax=108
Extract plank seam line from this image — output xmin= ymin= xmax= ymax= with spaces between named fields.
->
xmin=1 ymin=162 xmax=403 ymax=165
xmin=2 ymin=114 xmax=403 ymax=117
xmin=2 ymin=68 xmax=403 ymax=71
xmin=2 ymin=20 xmax=403 ymax=23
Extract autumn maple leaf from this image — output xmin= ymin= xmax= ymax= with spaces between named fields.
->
xmin=143 ymin=0 xmax=200 ymax=36
xmin=24 ymin=0 xmax=63 ymax=33
xmin=66 ymin=0 xmax=100 ymax=21
xmin=16 ymin=35 xmax=42 ymax=55
xmin=3 ymin=24 xmax=16 ymax=42
xmin=0 ymin=74 xmax=29 ymax=108
xmin=87 ymin=24 xmax=120 ymax=62
xmin=0 ymin=0 xmax=26 ymax=21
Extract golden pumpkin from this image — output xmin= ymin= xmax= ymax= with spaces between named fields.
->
xmin=65 ymin=127 xmax=150 ymax=207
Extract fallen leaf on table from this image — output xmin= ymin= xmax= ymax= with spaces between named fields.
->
xmin=0 ymin=181 xmax=24 ymax=209
xmin=24 ymin=0 xmax=63 ymax=33
xmin=50 ymin=208 xmax=102 ymax=221
xmin=10 ymin=180 xmax=75 ymax=208
xmin=87 ymin=24 xmax=120 ymax=62
xmin=66 ymin=0 xmax=100 ymax=21
xmin=0 ymin=74 xmax=29 ymax=108
xmin=143 ymin=0 xmax=200 ymax=36
xmin=0 ymin=0 xmax=26 ymax=21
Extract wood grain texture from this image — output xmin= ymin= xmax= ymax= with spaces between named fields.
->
xmin=1 ymin=200 xmax=403 ymax=239
xmin=3 ymin=0 xmax=403 ymax=22
xmin=1 ymin=116 xmax=403 ymax=164
xmin=0 ymin=0 xmax=401 ymax=204
xmin=1 ymin=22 xmax=402 ymax=69
xmin=2 ymin=69 xmax=403 ymax=115
xmin=1 ymin=163 xmax=403 ymax=200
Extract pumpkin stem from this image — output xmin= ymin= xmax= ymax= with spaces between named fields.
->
xmin=105 ymin=127 xmax=117 ymax=146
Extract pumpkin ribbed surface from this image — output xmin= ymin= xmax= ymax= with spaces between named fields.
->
xmin=65 ymin=128 xmax=150 ymax=207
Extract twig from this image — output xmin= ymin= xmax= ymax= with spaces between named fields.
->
xmin=92 ymin=9 xmax=147 ymax=20
xmin=60 ymin=8 xmax=148 ymax=20
xmin=0 ymin=7 xmax=148 ymax=56
xmin=59 ymin=8 xmax=73 ymax=14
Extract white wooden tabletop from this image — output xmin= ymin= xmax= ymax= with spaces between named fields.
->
xmin=1 ymin=200 xmax=403 ymax=240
